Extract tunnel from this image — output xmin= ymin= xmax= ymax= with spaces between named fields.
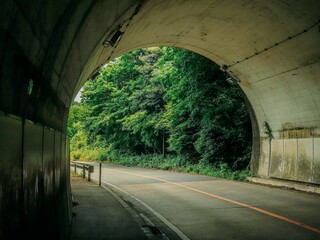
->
xmin=0 ymin=0 xmax=320 ymax=239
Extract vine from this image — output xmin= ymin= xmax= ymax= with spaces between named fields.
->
xmin=263 ymin=121 xmax=274 ymax=141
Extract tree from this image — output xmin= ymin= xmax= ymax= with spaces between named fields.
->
xmin=68 ymin=47 xmax=252 ymax=169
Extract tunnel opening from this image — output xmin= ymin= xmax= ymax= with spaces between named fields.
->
xmin=68 ymin=46 xmax=255 ymax=179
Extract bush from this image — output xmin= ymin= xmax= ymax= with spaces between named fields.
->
xmin=70 ymin=148 xmax=248 ymax=181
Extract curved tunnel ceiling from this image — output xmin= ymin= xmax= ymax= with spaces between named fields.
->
xmin=1 ymin=0 xmax=319 ymax=136
xmin=50 ymin=0 xmax=320 ymax=138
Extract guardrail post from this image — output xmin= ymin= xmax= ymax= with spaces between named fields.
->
xmin=99 ymin=162 xmax=102 ymax=186
xmin=71 ymin=161 xmax=94 ymax=182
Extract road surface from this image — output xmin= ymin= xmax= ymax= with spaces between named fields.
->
xmin=85 ymin=163 xmax=320 ymax=240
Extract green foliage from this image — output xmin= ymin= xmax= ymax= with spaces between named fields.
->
xmin=67 ymin=102 xmax=88 ymax=138
xmin=78 ymin=48 xmax=166 ymax=155
xmin=67 ymin=46 xmax=252 ymax=177
xmin=104 ymin=153 xmax=248 ymax=181
xmin=263 ymin=121 xmax=274 ymax=141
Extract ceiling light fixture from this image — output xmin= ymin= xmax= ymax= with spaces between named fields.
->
xmin=103 ymin=27 xmax=124 ymax=47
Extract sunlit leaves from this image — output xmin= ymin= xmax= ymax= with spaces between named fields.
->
xmin=68 ymin=47 xmax=252 ymax=169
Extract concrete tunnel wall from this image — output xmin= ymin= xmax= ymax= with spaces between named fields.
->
xmin=0 ymin=0 xmax=320 ymax=238
xmin=0 ymin=114 xmax=72 ymax=239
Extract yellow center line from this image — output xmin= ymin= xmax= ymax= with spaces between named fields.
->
xmin=108 ymin=168 xmax=320 ymax=234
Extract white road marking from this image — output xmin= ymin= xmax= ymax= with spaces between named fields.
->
xmin=92 ymin=176 xmax=190 ymax=240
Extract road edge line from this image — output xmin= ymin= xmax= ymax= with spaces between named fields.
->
xmin=95 ymin=178 xmax=190 ymax=240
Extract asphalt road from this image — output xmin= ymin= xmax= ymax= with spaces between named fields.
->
xmin=87 ymin=163 xmax=320 ymax=240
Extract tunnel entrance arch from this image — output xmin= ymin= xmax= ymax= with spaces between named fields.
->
xmin=71 ymin=0 xmax=320 ymax=184
xmin=1 ymin=0 xmax=320 ymax=239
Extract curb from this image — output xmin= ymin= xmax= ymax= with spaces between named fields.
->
xmin=248 ymin=177 xmax=320 ymax=194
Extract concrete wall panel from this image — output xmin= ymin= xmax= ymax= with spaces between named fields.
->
xmin=266 ymin=138 xmax=320 ymax=184
xmin=52 ymin=131 xmax=72 ymax=238
xmin=0 ymin=115 xmax=23 ymax=239
xmin=270 ymin=140 xmax=283 ymax=178
xmin=0 ymin=114 xmax=70 ymax=239
xmin=61 ymin=134 xmax=67 ymax=181
xmin=297 ymin=139 xmax=313 ymax=183
xmin=42 ymin=127 xmax=59 ymax=239
xmin=54 ymin=131 xmax=62 ymax=193
xmin=43 ymin=128 xmax=55 ymax=200
xmin=313 ymin=138 xmax=320 ymax=183
xmin=258 ymin=138 xmax=270 ymax=177
xmin=282 ymin=139 xmax=297 ymax=180
xmin=64 ymin=135 xmax=72 ymax=226
xmin=58 ymin=133 xmax=70 ymax=237
xmin=23 ymin=121 xmax=43 ymax=238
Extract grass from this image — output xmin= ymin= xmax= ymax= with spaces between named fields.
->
xmin=71 ymin=148 xmax=249 ymax=181
xmin=117 ymin=154 xmax=248 ymax=181
xmin=71 ymin=147 xmax=107 ymax=162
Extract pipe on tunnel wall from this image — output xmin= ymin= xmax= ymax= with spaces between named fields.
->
xmin=0 ymin=112 xmax=72 ymax=239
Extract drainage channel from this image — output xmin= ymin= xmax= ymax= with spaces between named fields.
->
xmin=101 ymin=183 xmax=169 ymax=240
xmin=121 ymin=196 xmax=169 ymax=240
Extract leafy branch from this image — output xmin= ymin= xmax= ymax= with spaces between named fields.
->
xmin=263 ymin=121 xmax=274 ymax=140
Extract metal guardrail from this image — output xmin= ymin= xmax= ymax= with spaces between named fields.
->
xmin=71 ymin=161 xmax=94 ymax=181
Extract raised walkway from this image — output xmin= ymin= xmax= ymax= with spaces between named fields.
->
xmin=69 ymin=176 xmax=148 ymax=240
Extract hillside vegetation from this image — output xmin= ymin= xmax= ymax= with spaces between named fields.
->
xmin=68 ymin=47 xmax=252 ymax=180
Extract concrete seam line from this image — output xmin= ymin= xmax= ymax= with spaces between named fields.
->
xmin=94 ymin=178 xmax=190 ymax=240
xmin=228 ymin=19 xmax=320 ymax=68
xmin=108 ymin=168 xmax=320 ymax=235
